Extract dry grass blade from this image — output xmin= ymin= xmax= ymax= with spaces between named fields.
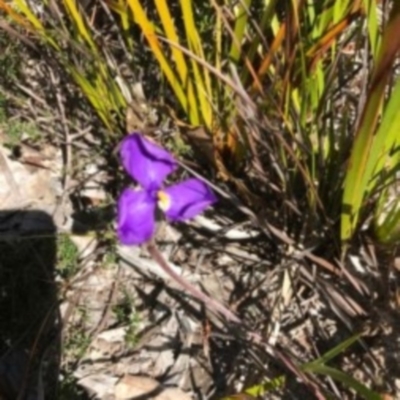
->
xmin=0 ymin=19 xmax=37 ymax=49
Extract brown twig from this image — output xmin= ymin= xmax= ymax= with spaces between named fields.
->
xmin=146 ymin=241 xmax=240 ymax=324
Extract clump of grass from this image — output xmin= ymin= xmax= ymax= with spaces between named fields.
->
xmin=58 ymin=375 xmax=88 ymax=400
xmin=57 ymin=235 xmax=79 ymax=280
xmin=1 ymin=117 xmax=41 ymax=146
xmin=64 ymin=326 xmax=91 ymax=361
xmin=62 ymin=307 xmax=91 ymax=369
xmin=165 ymin=132 xmax=193 ymax=157
xmin=0 ymin=31 xmax=42 ymax=146
xmin=59 ymin=318 xmax=91 ymax=400
xmin=0 ymin=31 xmax=20 ymax=83
xmin=113 ymin=290 xmax=141 ymax=348
xmin=125 ymin=311 xmax=141 ymax=348
xmin=103 ymin=246 xmax=118 ymax=268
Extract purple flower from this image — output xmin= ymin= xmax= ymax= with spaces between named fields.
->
xmin=117 ymin=133 xmax=217 ymax=245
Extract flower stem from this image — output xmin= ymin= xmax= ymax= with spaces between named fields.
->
xmin=146 ymin=241 xmax=240 ymax=324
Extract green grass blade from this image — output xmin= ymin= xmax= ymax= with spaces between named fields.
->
xmin=63 ymin=0 xmax=96 ymax=51
xmin=126 ymin=0 xmax=188 ymax=116
xmin=363 ymin=0 xmax=380 ymax=59
xmin=225 ymin=334 xmax=367 ymax=399
xmin=367 ymin=76 xmax=400 ymax=189
xmin=154 ymin=0 xmax=187 ymax=85
xmin=303 ymin=333 xmax=360 ymax=369
xmin=179 ymin=0 xmax=213 ymax=127
xmin=309 ymin=366 xmax=381 ymax=400
xmin=341 ymin=4 xmax=400 ymax=241
xmin=371 ymin=75 xmax=400 ymax=243
xmin=229 ymin=0 xmax=252 ymax=63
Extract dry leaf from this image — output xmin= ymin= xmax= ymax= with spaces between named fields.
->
xmin=114 ymin=375 xmax=193 ymax=400
xmin=78 ymin=373 xmax=117 ymax=398
xmin=114 ymin=375 xmax=160 ymax=399
xmin=181 ymin=126 xmax=215 ymax=167
xmin=155 ymin=387 xmax=193 ymax=400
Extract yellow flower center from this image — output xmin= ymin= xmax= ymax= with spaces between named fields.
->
xmin=157 ymin=190 xmax=171 ymax=211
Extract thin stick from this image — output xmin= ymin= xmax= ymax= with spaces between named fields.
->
xmin=146 ymin=241 xmax=240 ymax=324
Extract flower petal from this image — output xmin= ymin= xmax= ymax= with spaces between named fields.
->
xmin=120 ymin=133 xmax=177 ymax=190
xmin=162 ymin=178 xmax=217 ymax=221
xmin=117 ymin=188 xmax=157 ymax=245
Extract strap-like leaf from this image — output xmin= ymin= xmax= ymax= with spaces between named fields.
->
xmin=341 ymin=3 xmax=400 ymax=241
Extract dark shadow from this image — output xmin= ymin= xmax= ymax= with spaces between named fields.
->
xmin=0 ymin=210 xmax=60 ymax=400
